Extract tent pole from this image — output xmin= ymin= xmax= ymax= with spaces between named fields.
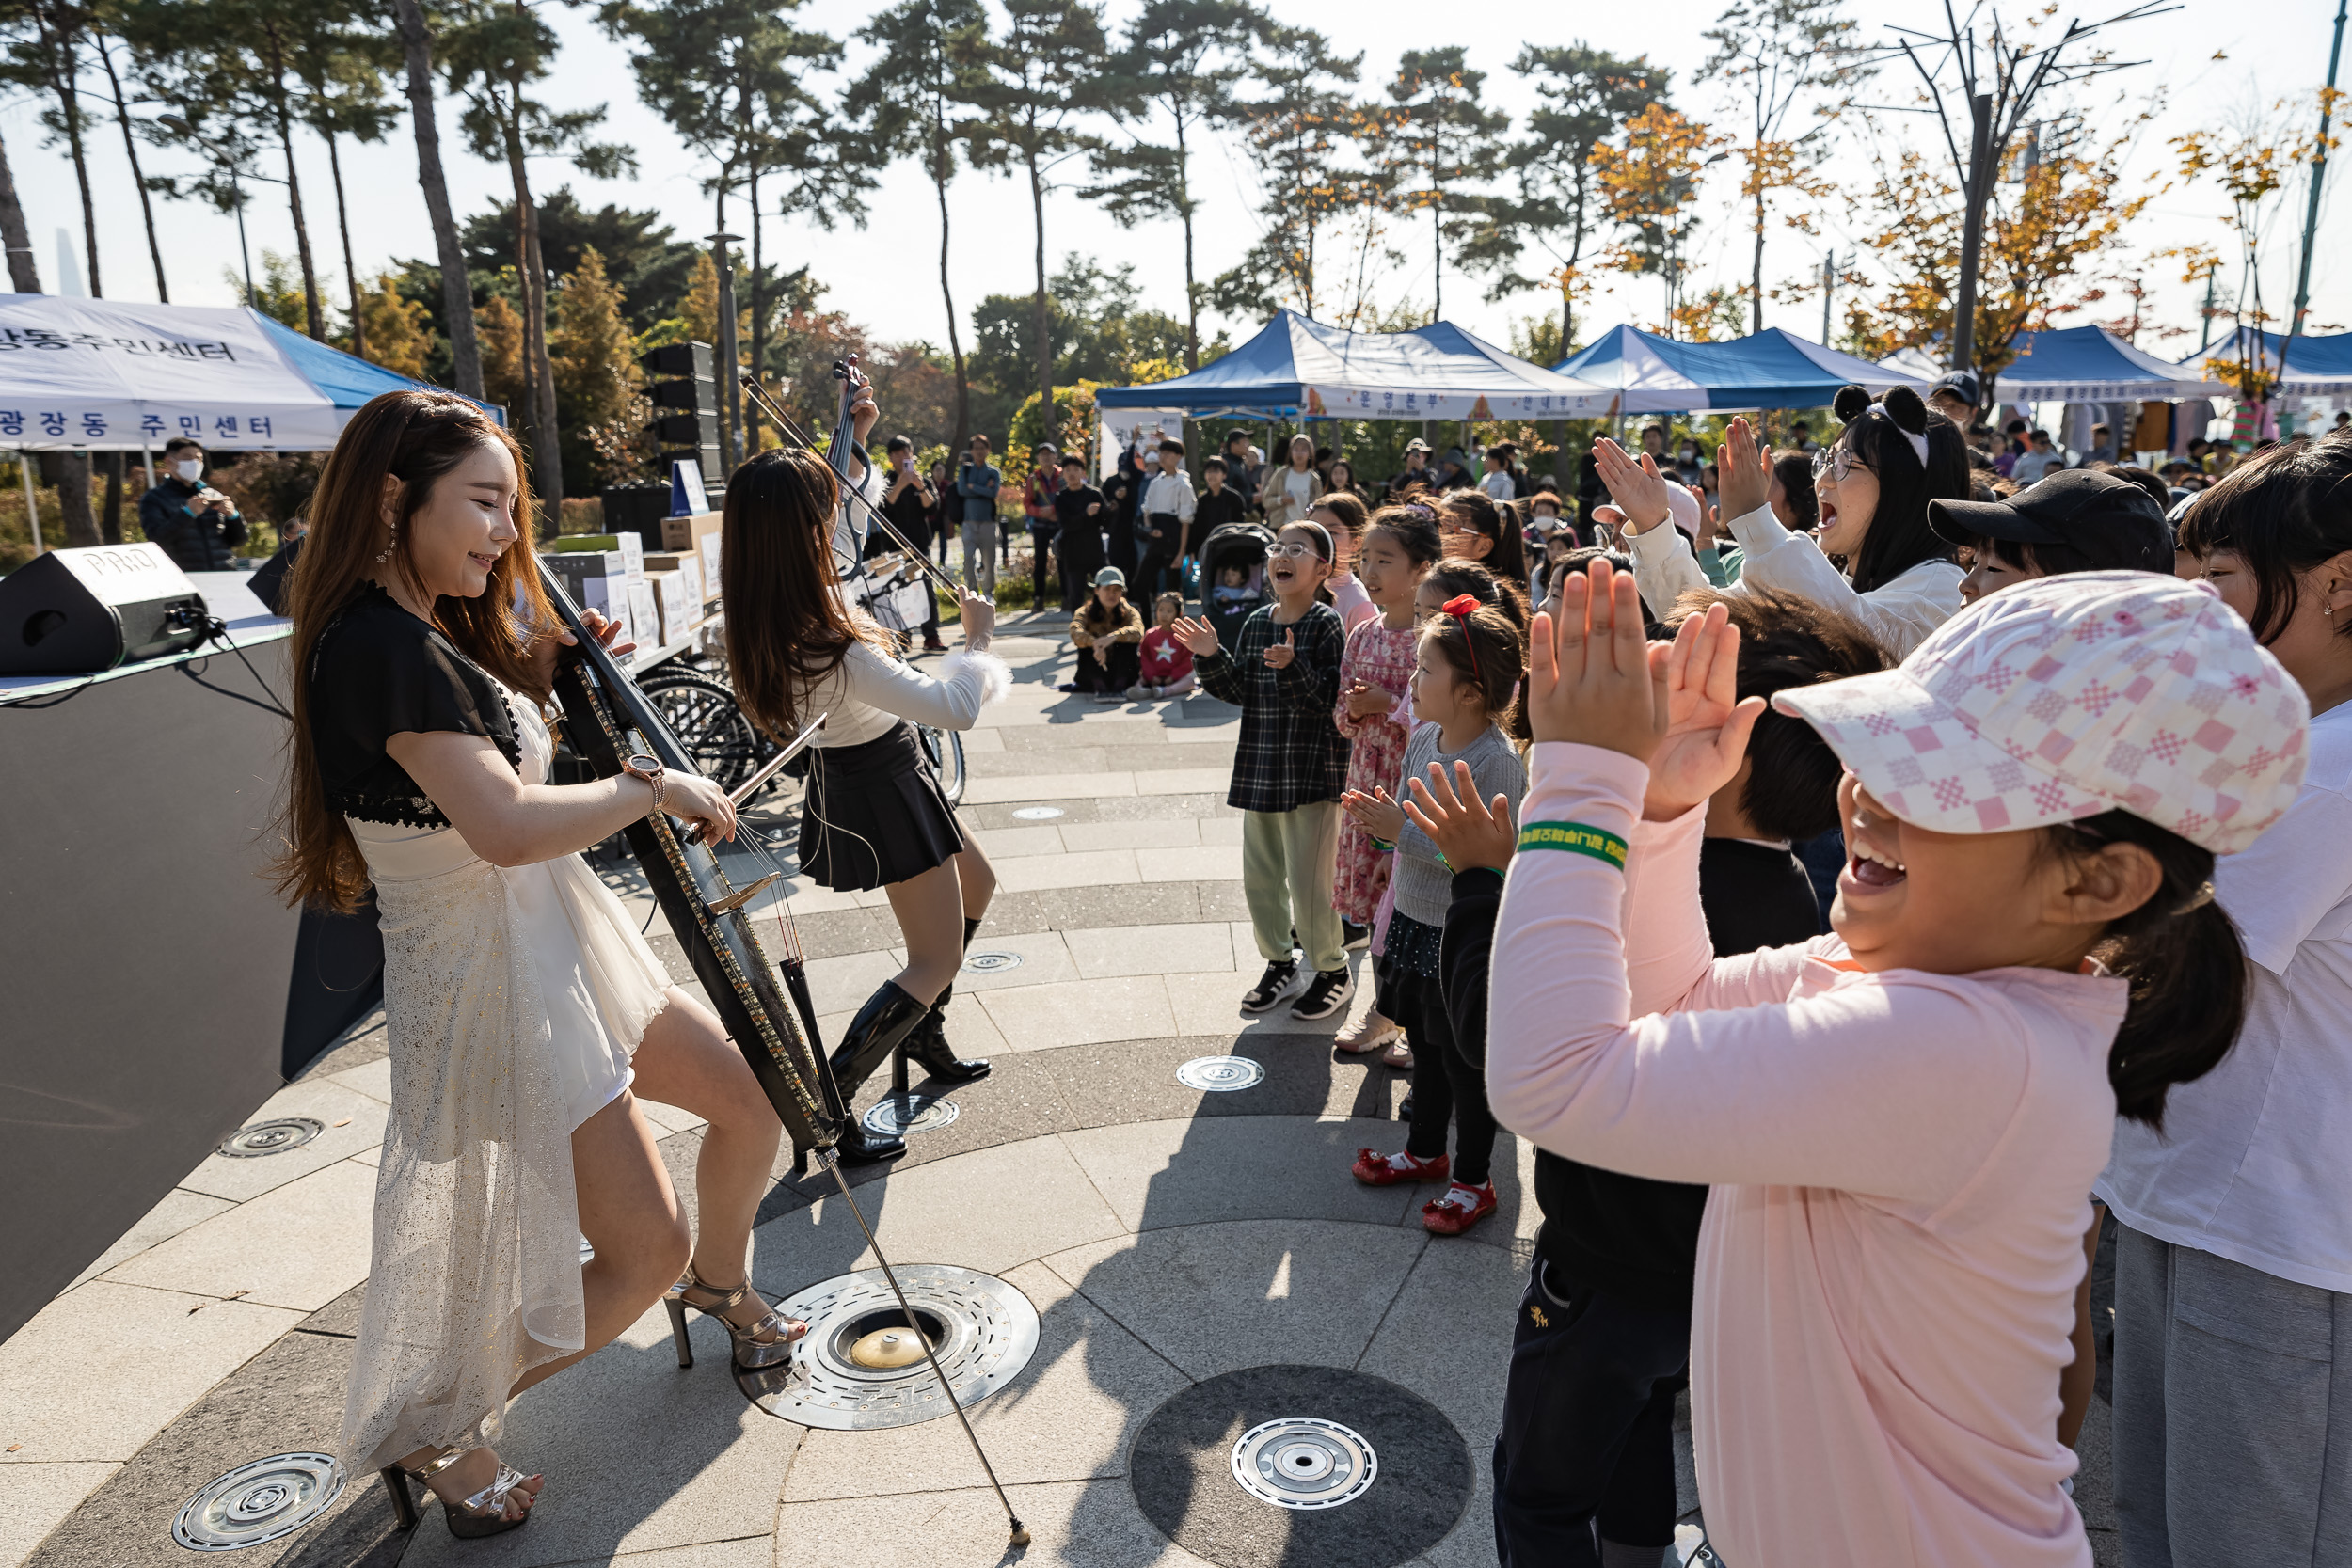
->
xmin=21 ymin=447 xmax=40 ymax=554
xmin=140 ymin=444 xmax=153 ymax=488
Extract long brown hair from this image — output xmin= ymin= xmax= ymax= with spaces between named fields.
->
xmin=272 ymin=390 xmax=552 ymax=911
xmin=723 ymin=447 xmax=893 ymax=743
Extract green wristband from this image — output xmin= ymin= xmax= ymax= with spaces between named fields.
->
xmin=1517 ymin=819 xmax=1629 ymax=870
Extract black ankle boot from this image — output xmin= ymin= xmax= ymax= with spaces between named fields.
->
xmin=905 ymin=984 xmax=990 ymax=1084
xmin=828 ymin=983 xmax=931 ymax=1164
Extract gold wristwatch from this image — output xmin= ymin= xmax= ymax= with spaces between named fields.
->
xmin=621 ymin=752 xmax=666 ymax=816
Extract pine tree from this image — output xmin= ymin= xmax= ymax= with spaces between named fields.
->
xmin=551 ymin=246 xmax=637 ymax=488
xmin=477 ymin=293 xmax=528 ymax=417
xmin=358 ymin=273 xmax=431 ymax=378
xmin=681 ymin=250 xmax=720 ymax=345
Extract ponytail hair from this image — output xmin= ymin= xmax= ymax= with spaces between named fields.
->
xmin=1422 ymin=599 xmax=1526 ymax=734
xmin=2048 ymin=808 xmax=2249 ymax=1129
xmin=1367 ymin=503 xmax=1444 ymax=564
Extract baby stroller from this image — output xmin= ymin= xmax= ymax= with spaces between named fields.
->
xmin=1199 ymin=520 xmax=1276 ymax=648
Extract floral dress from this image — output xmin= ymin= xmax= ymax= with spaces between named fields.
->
xmin=1331 ymin=615 xmax=1420 ymax=925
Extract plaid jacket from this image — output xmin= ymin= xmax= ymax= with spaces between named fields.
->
xmin=1196 ymin=601 xmax=1351 ymax=812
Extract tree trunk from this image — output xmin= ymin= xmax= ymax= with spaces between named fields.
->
xmin=43 ymin=452 xmax=95 ymax=547
xmin=1430 ymin=205 xmax=1440 ymax=320
xmin=1029 ymin=151 xmax=1051 ymax=444
xmin=97 ymin=36 xmax=166 ymax=300
xmin=712 ymin=186 xmax=741 ymax=473
xmin=934 ymin=109 xmax=967 ymax=458
xmin=326 ymin=131 xmax=363 ymax=357
xmin=1175 ymin=111 xmax=1198 ymax=371
xmin=262 ymin=24 xmax=325 ymax=340
xmin=1751 ymin=174 xmax=1765 ymax=336
xmin=37 ymin=5 xmax=100 ymax=299
xmin=0 ymin=128 xmax=41 ymax=292
xmin=392 ymin=0 xmax=482 ymax=397
xmin=100 ymin=451 xmax=122 ymax=544
xmin=746 ymin=162 xmax=763 ymax=454
xmin=504 ymin=103 xmax=563 ymax=527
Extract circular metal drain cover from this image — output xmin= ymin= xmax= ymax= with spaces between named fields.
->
xmin=1231 ymin=1417 xmax=1376 ymax=1510
xmin=217 ymin=1118 xmax=326 ymax=1159
xmin=962 ymin=949 xmax=1022 ymax=974
xmin=1132 ymin=1366 xmax=1470 ymax=1568
xmin=172 ymin=1453 xmax=344 ymax=1551
xmin=1010 ymin=805 xmax=1065 ymax=820
xmin=739 ymin=1263 xmax=1039 ymax=1430
xmin=860 ymin=1093 xmax=960 ymax=1138
xmin=1177 ymin=1055 xmax=1263 ymax=1092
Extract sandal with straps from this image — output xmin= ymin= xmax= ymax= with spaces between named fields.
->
xmin=379 ymin=1447 xmax=535 ymax=1539
xmin=663 ymin=1265 xmax=808 ymax=1370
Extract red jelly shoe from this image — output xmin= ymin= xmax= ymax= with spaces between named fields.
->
xmin=1351 ymin=1148 xmax=1449 ymax=1187
xmin=1422 ymin=1180 xmax=1498 ymax=1235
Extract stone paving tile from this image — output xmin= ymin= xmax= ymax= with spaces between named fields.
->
xmin=1058 ymin=1117 xmax=1422 ymax=1234
xmin=974 ymin=975 xmax=1181 ymax=1052
xmin=176 ymin=1083 xmax=389 ymax=1206
xmin=1135 ymin=847 xmax=1242 ymax=885
xmin=1062 ymin=923 xmax=1233 ymax=981
xmin=326 ymin=1057 xmax=392 ymax=1106
xmin=68 ymin=1190 xmax=234 ymax=1291
xmin=774 ymin=1476 xmax=1222 ymax=1568
xmin=103 ymin=1164 xmax=379 ymax=1313
xmin=781 ymin=1261 xmax=1187 ymax=1502
xmin=963 ymin=824 xmax=1066 ymax=859
xmin=399 ymin=1303 xmax=803 ymax=1568
xmin=19 ymin=1327 xmax=402 ymax=1568
xmin=1049 ymin=1037 xmax=1406 ymax=1132
xmin=0 ymin=1465 xmax=119 ymax=1568
xmin=1044 ymin=1218 xmax=1430 ymax=1382
xmin=0 ymin=1282 xmax=300 ymax=1465
xmin=992 ymin=849 xmax=1141 ymax=895
xmin=1131 ymin=768 xmax=1234 ymax=798
xmin=963 ymin=774 xmax=1137 ymax=805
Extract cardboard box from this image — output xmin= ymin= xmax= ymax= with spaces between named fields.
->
xmin=628 ymin=579 xmax=660 ymax=651
xmin=642 ymin=552 xmax=703 ymax=611
xmin=660 ymin=509 xmax=722 ymax=561
xmin=543 ymin=549 xmax=629 ymax=625
xmin=698 ymin=530 xmax=723 ymax=605
xmin=549 ymin=532 xmax=644 ymax=582
xmin=644 ymin=569 xmax=697 ymax=645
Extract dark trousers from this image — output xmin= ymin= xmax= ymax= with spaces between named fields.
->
xmin=1493 ymin=1260 xmax=1689 ymax=1566
xmin=1028 ymin=527 xmax=1056 ymax=606
xmin=1109 ymin=518 xmax=1138 ymax=577
xmin=1059 ymin=546 xmax=1103 ymax=612
xmin=1135 ymin=542 xmax=1183 ymax=605
xmin=1072 ymin=641 xmax=1140 ymax=693
xmin=1394 ymin=961 xmax=1496 ymax=1185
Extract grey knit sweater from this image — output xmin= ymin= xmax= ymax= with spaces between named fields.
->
xmin=1391 ymin=721 xmax=1527 ymax=927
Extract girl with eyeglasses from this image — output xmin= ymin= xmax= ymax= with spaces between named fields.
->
xmin=1439 ymin=485 xmax=1532 ymax=588
xmin=1601 ymin=385 xmax=1970 ymax=657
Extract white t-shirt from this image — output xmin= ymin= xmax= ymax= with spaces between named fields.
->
xmin=1481 ymin=468 xmax=1515 ymax=499
xmin=1284 ymin=467 xmax=1314 ymax=508
xmin=2097 ymin=698 xmax=2352 ymax=1292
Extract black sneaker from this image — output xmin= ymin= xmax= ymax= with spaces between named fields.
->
xmin=1289 ymin=967 xmax=1354 ymax=1021
xmin=1241 ymin=958 xmax=1298 ymax=1012
xmin=1342 ymin=921 xmax=1370 ymax=951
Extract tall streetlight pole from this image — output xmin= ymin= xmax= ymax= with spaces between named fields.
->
xmin=708 ymin=231 xmax=744 ymax=473
xmin=2287 ymin=0 xmax=2349 ymax=363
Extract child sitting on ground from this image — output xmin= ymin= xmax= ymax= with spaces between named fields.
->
xmin=1477 ymin=560 xmax=2304 ymax=1568
xmin=1060 ymin=566 xmax=1144 ymax=700
xmin=1175 ymin=522 xmax=1355 ymax=1021
xmin=1342 ymin=593 xmax=1528 ymax=1236
xmin=1331 ymin=505 xmax=1443 ymax=1058
xmin=1130 ymin=590 xmax=1197 ymax=701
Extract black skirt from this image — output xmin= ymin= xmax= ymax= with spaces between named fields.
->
xmin=797 ymin=721 xmax=965 ymax=892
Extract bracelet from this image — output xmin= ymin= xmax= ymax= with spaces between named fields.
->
xmin=645 ymin=771 xmax=667 ymax=817
xmin=1516 ymin=819 xmax=1629 ymax=869
xmin=1369 ymin=837 xmax=1394 ymax=854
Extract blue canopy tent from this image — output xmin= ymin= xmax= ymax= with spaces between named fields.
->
xmin=2175 ymin=326 xmax=2352 ymax=396
xmin=1993 ymin=325 xmax=2229 ymax=403
xmin=1093 ymin=309 xmax=1617 ymax=426
xmin=1552 ymin=325 xmax=1929 ymax=411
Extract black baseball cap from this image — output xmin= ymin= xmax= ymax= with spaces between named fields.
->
xmin=1929 ymin=468 xmax=2171 ymax=570
xmin=1930 ymin=370 xmax=1980 ymax=407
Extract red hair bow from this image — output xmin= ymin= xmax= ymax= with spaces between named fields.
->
xmin=1438 ymin=593 xmax=1483 ymax=684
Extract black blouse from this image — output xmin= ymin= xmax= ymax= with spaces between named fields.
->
xmin=308 ymin=583 xmax=522 ymax=829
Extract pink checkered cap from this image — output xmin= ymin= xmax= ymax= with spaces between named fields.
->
xmin=1772 ymin=571 xmax=2311 ymax=854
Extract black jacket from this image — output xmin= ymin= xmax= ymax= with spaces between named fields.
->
xmin=1442 ymin=844 xmax=1820 ymax=1312
xmin=141 ymin=475 xmax=246 ymax=572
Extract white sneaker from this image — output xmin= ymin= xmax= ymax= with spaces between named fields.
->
xmin=1334 ymin=1013 xmax=1401 ymax=1054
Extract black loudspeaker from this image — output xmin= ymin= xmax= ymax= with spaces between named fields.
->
xmin=0 ymin=543 xmax=208 ymax=674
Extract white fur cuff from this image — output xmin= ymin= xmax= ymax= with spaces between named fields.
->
xmin=943 ymin=648 xmax=1013 ymax=705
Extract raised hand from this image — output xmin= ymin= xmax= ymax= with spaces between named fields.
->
xmin=1715 ymin=417 xmax=1772 ymax=522
xmin=1346 ymin=680 xmax=1393 ymax=719
xmin=1340 ymin=785 xmax=1406 ymax=842
xmin=1402 ymin=759 xmax=1516 ymax=873
xmin=1526 ymin=557 xmax=1671 ymax=760
xmin=1263 ymin=628 xmax=1296 ymax=669
xmin=1169 ymin=614 xmax=1220 ymax=657
xmin=1590 ymin=438 xmax=1674 ymax=534
xmin=1643 ymin=601 xmax=1768 ymax=822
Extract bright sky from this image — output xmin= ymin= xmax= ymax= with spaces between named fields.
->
xmin=2 ymin=0 xmax=2342 ymax=370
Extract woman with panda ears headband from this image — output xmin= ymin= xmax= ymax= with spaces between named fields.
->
xmin=1596 ymin=385 xmax=1972 ymax=657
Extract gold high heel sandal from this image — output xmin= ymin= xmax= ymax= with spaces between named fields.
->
xmin=379 ymin=1447 xmax=534 ymax=1539
xmin=663 ymin=1266 xmax=808 ymax=1370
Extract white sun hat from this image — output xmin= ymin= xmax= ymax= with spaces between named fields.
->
xmin=1772 ymin=571 xmax=2310 ymax=855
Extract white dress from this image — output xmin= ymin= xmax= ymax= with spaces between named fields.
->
xmin=337 ymin=676 xmax=672 ymax=1474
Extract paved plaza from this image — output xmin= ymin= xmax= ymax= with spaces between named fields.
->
xmin=0 ymin=613 xmax=2124 ymax=1567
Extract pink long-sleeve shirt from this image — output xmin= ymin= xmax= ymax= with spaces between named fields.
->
xmin=1488 ymin=743 xmax=2125 ymax=1568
